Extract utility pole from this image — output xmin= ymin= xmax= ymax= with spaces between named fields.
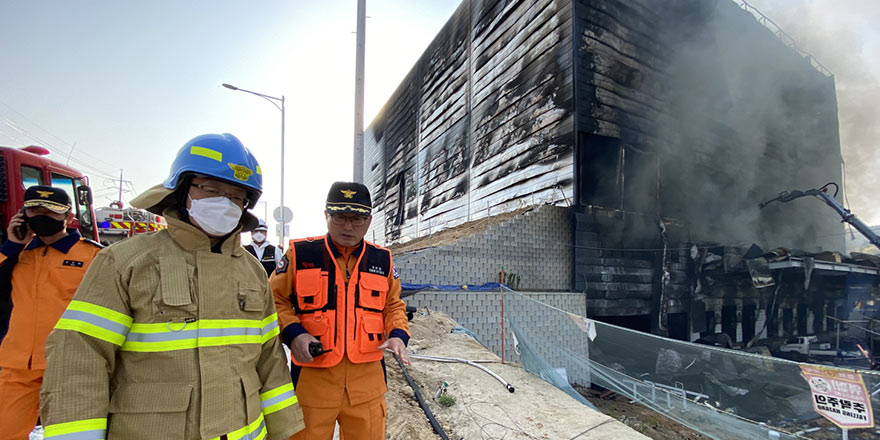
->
xmin=353 ymin=0 xmax=366 ymax=183
xmin=106 ymin=169 xmax=133 ymax=207
xmin=118 ymin=169 xmax=124 ymax=205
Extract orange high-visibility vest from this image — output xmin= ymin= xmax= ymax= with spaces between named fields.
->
xmin=288 ymin=237 xmax=391 ymax=367
xmin=0 ymin=232 xmax=102 ymax=369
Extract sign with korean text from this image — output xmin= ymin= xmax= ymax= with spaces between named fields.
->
xmin=800 ymin=364 xmax=874 ymax=429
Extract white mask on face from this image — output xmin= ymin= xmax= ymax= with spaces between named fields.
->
xmin=253 ymin=232 xmax=266 ymax=243
xmin=187 ymin=195 xmax=243 ymax=236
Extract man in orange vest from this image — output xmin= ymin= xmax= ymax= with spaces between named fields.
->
xmin=272 ymin=181 xmax=410 ymax=440
xmin=0 ymin=186 xmax=102 ymax=439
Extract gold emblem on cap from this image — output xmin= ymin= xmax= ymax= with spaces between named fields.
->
xmin=341 ymin=189 xmax=357 ymax=199
xmin=228 ymin=163 xmax=253 ymax=182
xmin=36 ymin=190 xmax=54 ymax=198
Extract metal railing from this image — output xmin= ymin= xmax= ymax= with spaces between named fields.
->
xmin=737 ymin=1 xmax=833 ymax=77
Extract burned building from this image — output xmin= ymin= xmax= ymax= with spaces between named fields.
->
xmin=364 ymin=0 xmax=877 ymax=343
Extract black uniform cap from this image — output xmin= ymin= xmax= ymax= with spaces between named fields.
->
xmin=23 ymin=185 xmax=71 ymax=214
xmin=326 ymin=182 xmax=371 ymax=216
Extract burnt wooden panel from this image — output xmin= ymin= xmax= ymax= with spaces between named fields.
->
xmin=365 ymin=0 xmax=576 ymax=244
xmin=364 ymin=60 xmax=423 ymax=241
xmin=467 ymin=0 xmax=574 ymax=221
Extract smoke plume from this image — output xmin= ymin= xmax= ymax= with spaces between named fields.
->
xmin=746 ymin=0 xmax=880 ymax=226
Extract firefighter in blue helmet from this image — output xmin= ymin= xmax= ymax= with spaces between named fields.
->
xmin=40 ymin=133 xmax=304 ymax=439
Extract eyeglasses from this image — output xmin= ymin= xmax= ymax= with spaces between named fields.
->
xmin=329 ymin=214 xmax=368 ymax=226
xmin=191 ymin=184 xmax=249 ymax=207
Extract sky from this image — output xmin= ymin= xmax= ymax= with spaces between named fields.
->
xmin=0 ymin=0 xmax=462 ymax=243
xmin=1 ymin=0 xmax=878 ymax=245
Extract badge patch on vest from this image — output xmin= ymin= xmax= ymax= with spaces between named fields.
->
xmin=62 ymin=260 xmax=84 ymax=267
xmin=276 ymin=254 xmax=289 ymax=274
xmin=367 ymin=265 xmax=385 ymax=276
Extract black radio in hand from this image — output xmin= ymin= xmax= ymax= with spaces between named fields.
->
xmin=308 ymin=341 xmax=332 ymax=357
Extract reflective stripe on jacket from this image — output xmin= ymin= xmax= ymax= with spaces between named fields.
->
xmin=40 ymin=209 xmax=304 ymax=440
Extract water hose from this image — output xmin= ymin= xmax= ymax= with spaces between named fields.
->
xmin=393 ymin=353 xmax=450 ymax=440
xmin=411 ymin=353 xmax=515 ymax=393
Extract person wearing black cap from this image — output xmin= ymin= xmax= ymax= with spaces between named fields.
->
xmin=271 ymin=181 xmax=410 ymax=440
xmin=0 ymin=185 xmax=103 ymax=439
xmin=244 ymin=219 xmax=283 ymax=276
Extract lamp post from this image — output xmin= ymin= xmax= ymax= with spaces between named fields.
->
xmin=222 ymin=83 xmax=287 ymax=246
xmin=258 ymin=200 xmax=269 ymax=226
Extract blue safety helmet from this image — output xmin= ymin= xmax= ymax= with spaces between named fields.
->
xmin=163 ymin=133 xmax=262 ymax=209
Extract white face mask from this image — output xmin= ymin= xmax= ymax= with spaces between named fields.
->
xmin=252 ymin=232 xmax=266 ymax=243
xmin=188 ymin=195 xmax=243 ymax=236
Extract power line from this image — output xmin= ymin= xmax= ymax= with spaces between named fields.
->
xmin=0 ymin=115 xmax=118 ymax=181
xmin=0 ymin=118 xmax=115 ymax=179
xmin=0 ymin=98 xmax=118 ymax=170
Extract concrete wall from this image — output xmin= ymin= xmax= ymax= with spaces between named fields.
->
xmin=393 ymin=204 xmax=572 ymax=290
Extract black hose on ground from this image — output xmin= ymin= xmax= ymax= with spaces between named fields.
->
xmin=393 ymin=353 xmax=450 ymax=440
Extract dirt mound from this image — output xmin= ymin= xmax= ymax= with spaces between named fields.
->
xmin=388 ymin=206 xmax=535 ymax=254
xmin=384 ymin=310 xmax=650 ymax=439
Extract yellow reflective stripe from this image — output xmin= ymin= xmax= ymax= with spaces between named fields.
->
xmin=261 ymin=325 xmax=280 ymax=344
xmin=260 ymin=382 xmax=293 ymax=401
xmin=44 ymin=417 xmax=107 ymax=437
xmin=260 ymin=313 xmax=280 ymax=344
xmin=67 ymin=301 xmax=133 ymax=327
xmin=190 ymin=146 xmax=223 ymax=161
xmin=262 ymin=394 xmax=298 ymax=416
xmin=260 ymin=382 xmax=297 ymax=415
xmin=122 ymin=334 xmax=262 ymax=352
xmin=55 ymin=318 xmax=127 ymax=346
xmin=256 ymin=165 xmax=262 ymax=175
xmin=129 ymin=318 xmax=263 ymax=333
xmin=122 ymin=318 xmax=264 ymax=352
xmin=55 ymin=301 xmax=132 ymax=346
xmin=211 ymin=413 xmax=266 ymax=440
xmin=261 ymin=313 xmax=278 ymax=327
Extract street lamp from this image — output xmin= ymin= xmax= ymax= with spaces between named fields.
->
xmin=222 ymin=83 xmax=287 ymax=247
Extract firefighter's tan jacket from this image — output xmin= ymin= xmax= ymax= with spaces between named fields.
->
xmin=40 ymin=209 xmax=304 ymax=440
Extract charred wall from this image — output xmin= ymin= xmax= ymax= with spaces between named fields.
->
xmin=572 ymin=0 xmax=844 ymax=252
xmin=365 ymin=0 xmax=575 ymax=245
xmin=367 ymin=0 xmax=847 ymax=337
xmin=569 ymin=0 xmax=844 ymax=328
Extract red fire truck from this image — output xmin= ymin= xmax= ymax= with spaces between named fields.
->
xmin=0 ymin=145 xmax=100 ymax=243
xmin=0 ymin=145 xmax=101 ymax=342
xmin=95 ymin=201 xmax=167 ymax=244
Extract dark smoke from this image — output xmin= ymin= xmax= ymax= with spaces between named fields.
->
xmin=633 ymin=0 xmax=863 ymax=252
xmin=746 ymin=0 xmax=880 ymax=228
